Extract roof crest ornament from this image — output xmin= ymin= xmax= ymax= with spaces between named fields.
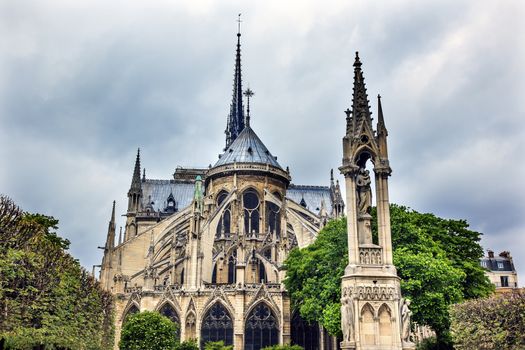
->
xmin=244 ymin=87 xmax=254 ymax=128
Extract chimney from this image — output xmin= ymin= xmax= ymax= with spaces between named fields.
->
xmin=499 ymin=251 xmax=510 ymax=259
xmin=487 ymin=250 xmax=494 ymax=259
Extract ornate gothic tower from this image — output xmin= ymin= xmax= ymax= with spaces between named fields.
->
xmin=339 ymin=53 xmax=414 ymax=350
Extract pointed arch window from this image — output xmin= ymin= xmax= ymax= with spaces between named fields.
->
xmin=266 ymin=201 xmax=281 ymax=237
xmin=123 ymin=304 xmax=139 ymax=324
xmin=216 ymin=191 xmax=231 ymax=238
xmin=244 ymin=303 xmax=279 ymax=350
xmin=201 ymin=303 xmax=234 ymax=348
xmin=228 ymin=255 xmax=236 ymax=284
xmin=159 ymin=303 xmax=180 ymax=341
xmin=243 ymin=190 xmax=260 ymax=236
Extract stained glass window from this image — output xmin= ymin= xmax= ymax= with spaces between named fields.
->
xmin=245 ymin=303 xmax=279 ymax=350
xmin=201 ymin=303 xmax=234 ymax=348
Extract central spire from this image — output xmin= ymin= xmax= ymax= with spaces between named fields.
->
xmin=224 ymin=14 xmax=245 ymax=150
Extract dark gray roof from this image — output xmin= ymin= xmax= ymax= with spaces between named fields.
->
xmin=215 ymin=126 xmax=281 ymax=168
xmin=141 ymin=180 xmax=194 ymax=212
xmin=287 ymin=185 xmax=333 ymax=216
xmin=480 ymin=257 xmax=515 ymax=272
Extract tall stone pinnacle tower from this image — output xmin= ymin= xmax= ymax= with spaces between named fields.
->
xmin=339 ymin=53 xmax=413 ymax=350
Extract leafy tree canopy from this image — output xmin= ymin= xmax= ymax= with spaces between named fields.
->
xmin=283 ymin=204 xmax=494 ymax=346
xmin=119 ymin=311 xmax=178 ymax=350
xmin=0 ymin=195 xmax=114 ymax=350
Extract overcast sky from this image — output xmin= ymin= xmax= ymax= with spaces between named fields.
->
xmin=1 ymin=1 xmax=524 ymax=285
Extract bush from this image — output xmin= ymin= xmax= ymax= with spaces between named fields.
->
xmin=120 ymin=311 xmax=178 ymax=350
xmin=263 ymin=345 xmax=304 ymax=350
xmin=175 ymin=340 xmax=199 ymax=350
xmin=450 ymin=291 xmax=525 ymax=350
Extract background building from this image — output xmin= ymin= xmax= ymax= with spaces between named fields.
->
xmin=481 ymin=250 xmax=519 ymax=292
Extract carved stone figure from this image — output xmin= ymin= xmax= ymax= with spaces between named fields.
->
xmin=341 ymin=297 xmax=354 ymax=342
xmin=356 ymin=168 xmax=372 ymax=214
xmin=400 ymin=298 xmax=412 ymax=342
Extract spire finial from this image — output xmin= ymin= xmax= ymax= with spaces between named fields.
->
xmin=377 ymin=93 xmax=387 ymax=135
xmin=111 ymin=200 xmax=116 ymax=223
xmin=130 ymin=148 xmax=142 ymax=191
xmin=348 ymin=52 xmax=372 ymax=135
xmin=237 ymin=13 xmax=242 ymax=36
xmin=244 ymin=87 xmax=254 ymax=127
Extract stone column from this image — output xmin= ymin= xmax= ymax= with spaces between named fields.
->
xmin=341 ymin=166 xmax=360 ymax=270
xmin=375 ymin=169 xmax=393 ymax=266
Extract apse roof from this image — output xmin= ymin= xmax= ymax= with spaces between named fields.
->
xmin=214 ymin=126 xmax=282 ymax=168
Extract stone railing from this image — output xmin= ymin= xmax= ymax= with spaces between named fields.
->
xmin=359 ymin=247 xmax=382 ymax=265
xmin=207 ymin=162 xmax=290 ymax=182
xmin=124 ymin=286 xmax=143 ymax=294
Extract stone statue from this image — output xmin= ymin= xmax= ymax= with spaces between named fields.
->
xmin=341 ymin=296 xmax=354 ymax=342
xmin=356 ymin=168 xmax=372 ymax=214
xmin=193 ymin=175 xmax=204 ymax=214
xmin=400 ymin=298 xmax=413 ymax=343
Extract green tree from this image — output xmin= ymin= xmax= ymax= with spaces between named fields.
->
xmin=284 ymin=218 xmax=347 ymax=336
xmin=284 ymin=204 xmax=493 ymax=348
xmin=119 ymin=311 xmax=178 ymax=350
xmin=0 ymin=195 xmax=114 ymax=350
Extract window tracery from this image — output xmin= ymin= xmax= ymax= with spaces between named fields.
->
xmin=243 ymin=190 xmax=260 ymax=236
xmin=201 ymin=303 xmax=234 ymax=348
xmin=244 ymin=303 xmax=279 ymax=350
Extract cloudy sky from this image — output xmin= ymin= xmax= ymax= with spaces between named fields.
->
xmin=1 ymin=1 xmax=524 ymax=284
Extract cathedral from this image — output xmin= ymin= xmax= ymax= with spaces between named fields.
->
xmin=99 ymin=28 xmax=411 ymax=350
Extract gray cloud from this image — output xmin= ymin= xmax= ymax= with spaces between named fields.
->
xmin=1 ymin=0 xmax=524 ymax=285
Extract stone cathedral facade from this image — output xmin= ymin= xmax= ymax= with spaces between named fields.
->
xmin=99 ymin=31 xmax=410 ymax=350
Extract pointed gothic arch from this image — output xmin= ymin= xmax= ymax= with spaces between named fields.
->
xmin=200 ymin=302 xmax=234 ymax=348
xmin=243 ymin=188 xmax=261 ymax=236
xmin=360 ymin=303 xmax=376 ymax=346
xmin=157 ymin=302 xmax=181 ymax=341
xmin=378 ymin=304 xmax=393 ymax=346
xmin=121 ymin=303 xmax=140 ymax=324
xmin=244 ymin=302 xmax=279 ymax=350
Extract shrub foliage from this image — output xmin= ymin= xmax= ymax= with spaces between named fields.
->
xmin=119 ymin=311 xmax=178 ymax=350
xmin=450 ymin=291 xmax=525 ymax=350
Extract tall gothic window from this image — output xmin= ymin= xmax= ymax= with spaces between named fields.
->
xmin=228 ymin=255 xmax=236 ymax=284
xmin=216 ymin=191 xmax=231 ymax=238
xmin=266 ymin=201 xmax=281 ymax=237
xmin=291 ymin=312 xmax=320 ymax=350
xmin=243 ymin=190 xmax=260 ymax=236
xmin=244 ymin=303 xmax=279 ymax=350
xmin=123 ymin=304 xmax=139 ymax=324
xmin=201 ymin=303 xmax=234 ymax=348
xmin=159 ymin=303 xmax=180 ymax=341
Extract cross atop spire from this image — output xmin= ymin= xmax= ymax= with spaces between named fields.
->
xmin=244 ymin=87 xmax=254 ymax=128
xmin=224 ymin=20 xmax=246 ymax=150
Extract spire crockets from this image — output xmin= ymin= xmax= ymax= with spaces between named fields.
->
xmin=347 ymin=52 xmax=373 ymax=137
xmin=127 ymin=148 xmax=142 ymax=212
xmin=224 ymin=16 xmax=245 ymax=150
xmin=105 ymin=201 xmax=116 ymax=250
